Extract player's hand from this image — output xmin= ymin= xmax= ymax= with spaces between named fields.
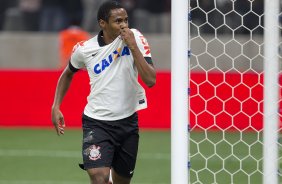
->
xmin=51 ymin=107 xmax=65 ymax=136
xmin=120 ymin=26 xmax=137 ymax=50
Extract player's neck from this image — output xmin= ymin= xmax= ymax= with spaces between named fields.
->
xmin=102 ymin=31 xmax=116 ymax=45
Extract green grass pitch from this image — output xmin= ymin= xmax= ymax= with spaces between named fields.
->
xmin=0 ymin=128 xmax=280 ymax=184
xmin=0 ymin=129 xmax=170 ymax=184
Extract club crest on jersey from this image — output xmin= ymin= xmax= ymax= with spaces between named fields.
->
xmin=93 ymin=46 xmax=130 ymax=74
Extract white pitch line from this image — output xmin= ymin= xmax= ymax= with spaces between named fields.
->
xmin=0 ymin=149 xmax=80 ymax=158
xmin=0 ymin=180 xmax=84 ymax=184
xmin=0 ymin=149 xmax=170 ymax=160
xmin=0 ymin=180 xmax=168 ymax=184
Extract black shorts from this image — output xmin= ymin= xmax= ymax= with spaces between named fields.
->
xmin=82 ymin=113 xmax=139 ymax=178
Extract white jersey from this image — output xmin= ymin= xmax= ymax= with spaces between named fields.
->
xmin=70 ymin=29 xmax=152 ymax=121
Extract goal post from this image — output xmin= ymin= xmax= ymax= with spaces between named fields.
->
xmin=263 ymin=0 xmax=280 ymax=183
xmin=171 ymin=0 xmax=189 ymax=183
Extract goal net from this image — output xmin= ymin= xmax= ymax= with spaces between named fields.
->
xmin=189 ymin=0 xmax=282 ymax=183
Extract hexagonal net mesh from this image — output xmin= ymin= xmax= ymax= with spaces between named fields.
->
xmin=189 ymin=0 xmax=282 ymax=183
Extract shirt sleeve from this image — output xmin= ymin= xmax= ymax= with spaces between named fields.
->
xmin=131 ymin=29 xmax=152 ymax=58
xmin=70 ymin=41 xmax=86 ymax=70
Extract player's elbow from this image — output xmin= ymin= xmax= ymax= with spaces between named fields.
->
xmin=146 ymin=78 xmax=156 ymax=88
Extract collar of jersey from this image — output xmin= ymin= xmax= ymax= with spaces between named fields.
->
xmin=98 ymin=31 xmax=106 ymax=47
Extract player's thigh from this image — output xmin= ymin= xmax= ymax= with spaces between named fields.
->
xmin=112 ymin=133 xmax=139 ymax=178
xmin=82 ymin=126 xmax=115 ymax=169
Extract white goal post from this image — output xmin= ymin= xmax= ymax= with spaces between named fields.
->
xmin=171 ymin=0 xmax=189 ymax=183
xmin=171 ymin=0 xmax=281 ymax=183
xmin=263 ymin=0 xmax=280 ymax=183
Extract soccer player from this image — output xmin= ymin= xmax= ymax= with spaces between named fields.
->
xmin=51 ymin=1 xmax=156 ymax=184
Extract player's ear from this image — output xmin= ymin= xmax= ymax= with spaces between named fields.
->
xmin=99 ymin=19 xmax=106 ymax=29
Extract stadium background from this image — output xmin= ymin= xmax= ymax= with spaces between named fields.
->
xmin=0 ymin=0 xmax=269 ymax=130
xmin=0 ymin=33 xmax=269 ymax=130
xmin=0 ymin=0 xmax=279 ymax=184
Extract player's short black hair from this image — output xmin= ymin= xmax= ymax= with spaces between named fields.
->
xmin=97 ymin=1 xmax=124 ymax=22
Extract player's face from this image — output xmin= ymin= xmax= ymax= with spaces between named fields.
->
xmin=104 ymin=8 xmax=128 ymax=39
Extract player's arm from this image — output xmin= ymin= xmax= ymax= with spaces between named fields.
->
xmin=51 ymin=65 xmax=76 ymax=136
xmin=120 ymin=27 xmax=156 ymax=88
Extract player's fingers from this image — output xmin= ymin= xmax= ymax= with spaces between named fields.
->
xmin=58 ymin=118 xmax=65 ymax=135
xmin=57 ymin=125 xmax=64 ymax=135
xmin=60 ymin=117 xmax=65 ymax=127
xmin=59 ymin=127 xmax=64 ymax=135
xmin=53 ymin=122 xmax=60 ymax=136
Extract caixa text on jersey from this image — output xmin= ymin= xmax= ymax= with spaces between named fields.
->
xmin=94 ymin=46 xmax=130 ymax=74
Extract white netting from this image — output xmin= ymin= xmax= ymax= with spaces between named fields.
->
xmin=189 ymin=0 xmax=282 ymax=183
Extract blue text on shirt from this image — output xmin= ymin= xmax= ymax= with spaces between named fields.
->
xmin=94 ymin=46 xmax=130 ymax=74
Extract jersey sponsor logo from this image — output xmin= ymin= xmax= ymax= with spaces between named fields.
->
xmin=93 ymin=46 xmax=130 ymax=74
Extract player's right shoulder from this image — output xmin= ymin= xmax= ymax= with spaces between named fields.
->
xmin=71 ymin=39 xmax=89 ymax=63
xmin=74 ymin=35 xmax=100 ymax=51
xmin=72 ymin=40 xmax=86 ymax=53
